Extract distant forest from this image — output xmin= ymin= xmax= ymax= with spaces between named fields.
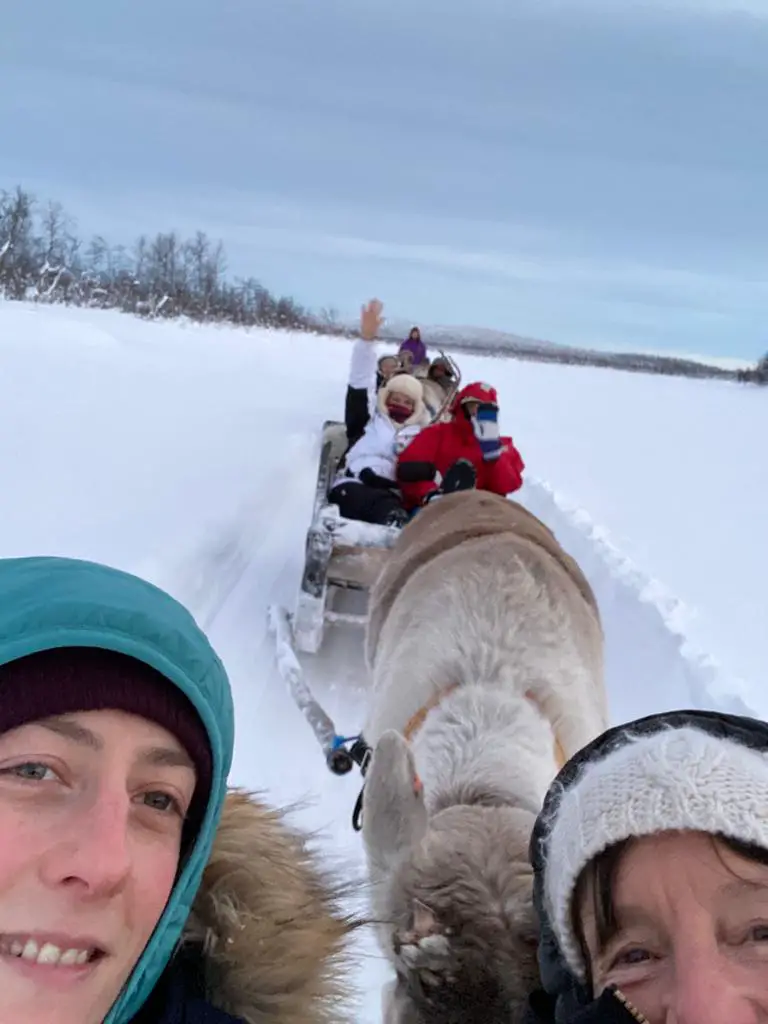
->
xmin=0 ymin=183 xmax=764 ymax=385
xmin=0 ymin=184 xmax=342 ymax=332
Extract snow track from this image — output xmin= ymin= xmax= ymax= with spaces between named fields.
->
xmin=143 ymin=422 xmax=756 ymax=806
xmin=143 ymin=421 xmax=756 ymax=814
xmin=136 ymin=423 xmax=372 ymax=829
xmin=3 ymin=302 xmax=763 ymax=1023
xmin=152 ymin=452 xmax=760 ymax=1023
xmin=521 ymin=479 xmax=754 ymax=721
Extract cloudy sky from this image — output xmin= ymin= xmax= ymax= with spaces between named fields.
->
xmin=1 ymin=0 xmax=766 ymax=358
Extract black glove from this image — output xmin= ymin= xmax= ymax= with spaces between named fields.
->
xmin=421 ymin=460 xmax=477 ymax=506
xmin=441 ymin=459 xmax=477 ymax=493
xmin=360 ymin=467 xmax=400 ymax=492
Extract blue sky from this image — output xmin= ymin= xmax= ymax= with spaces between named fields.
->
xmin=1 ymin=0 xmax=766 ymax=359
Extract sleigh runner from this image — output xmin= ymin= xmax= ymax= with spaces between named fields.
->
xmin=287 ymin=350 xmax=461 ymax=654
xmin=267 ymin=419 xmax=402 ymax=780
xmin=289 ymin=419 xmax=402 ymax=655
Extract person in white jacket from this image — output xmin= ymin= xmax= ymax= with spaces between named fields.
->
xmin=330 ymin=372 xmax=430 ymax=527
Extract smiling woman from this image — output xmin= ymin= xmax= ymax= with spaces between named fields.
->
xmin=0 ymin=556 xmax=353 ymax=1024
xmin=0 ymin=698 xmax=202 ymax=1006
xmin=525 ymin=711 xmax=768 ymax=1024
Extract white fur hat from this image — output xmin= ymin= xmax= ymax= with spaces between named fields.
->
xmin=543 ymin=724 xmax=768 ymax=980
xmin=382 ymin=373 xmax=424 ymax=403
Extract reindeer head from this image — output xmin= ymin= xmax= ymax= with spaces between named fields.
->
xmin=362 ymin=731 xmax=541 ymax=1024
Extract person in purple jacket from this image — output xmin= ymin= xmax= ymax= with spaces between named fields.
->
xmin=398 ymin=326 xmax=428 ymax=371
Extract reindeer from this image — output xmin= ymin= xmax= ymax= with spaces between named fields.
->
xmin=359 ymin=490 xmax=609 ymax=1023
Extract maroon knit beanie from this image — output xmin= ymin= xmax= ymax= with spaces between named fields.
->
xmin=0 ymin=646 xmax=213 ymax=840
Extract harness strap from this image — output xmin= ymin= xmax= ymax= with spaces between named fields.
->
xmin=403 ymin=684 xmax=567 ymax=768
xmin=348 ymin=737 xmax=372 ymax=832
xmin=523 ymin=690 xmax=568 ymax=770
xmin=402 ymin=683 xmax=461 ymax=742
xmin=350 ymin=685 xmax=568 ymax=831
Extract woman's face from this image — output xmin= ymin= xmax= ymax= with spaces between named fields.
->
xmin=379 ymin=357 xmax=399 ymax=380
xmin=0 ymin=708 xmax=196 ymax=1024
xmin=580 ymin=831 xmax=768 ymax=1023
xmin=386 ymin=391 xmax=416 ymax=413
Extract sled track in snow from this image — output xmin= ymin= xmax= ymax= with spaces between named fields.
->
xmin=157 ymin=458 xmax=757 ymax=747
xmin=137 ymin=432 xmax=316 ymax=632
xmin=521 ymin=479 xmax=754 ymax=722
xmin=142 ymin=435 xmax=755 ymax=740
xmin=135 ymin=449 xmax=758 ymax=1024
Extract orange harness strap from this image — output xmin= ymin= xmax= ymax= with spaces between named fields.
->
xmin=402 ymin=683 xmax=461 ymax=742
xmin=401 ymin=684 xmax=568 ymax=769
xmin=524 ymin=689 xmax=568 ymax=769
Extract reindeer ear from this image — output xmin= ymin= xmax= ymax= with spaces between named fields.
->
xmin=362 ymin=729 xmax=428 ymax=872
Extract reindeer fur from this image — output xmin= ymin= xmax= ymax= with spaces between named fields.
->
xmin=360 ymin=491 xmax=608 ymax=1024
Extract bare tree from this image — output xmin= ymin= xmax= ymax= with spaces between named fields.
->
xmin=0 ymin=187 xmax=37 ymax=299
xmin=0 ymin=181 xmax=318 ymax=332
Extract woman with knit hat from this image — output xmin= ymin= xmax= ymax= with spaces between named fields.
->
xmin=524 ymin=709 xmax=768 ymax=1024
xmin=0 ymin=555 xmax=352 ymax=1024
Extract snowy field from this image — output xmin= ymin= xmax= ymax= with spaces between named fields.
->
xmin=1 ymin=299 xmax=766 ymax=1018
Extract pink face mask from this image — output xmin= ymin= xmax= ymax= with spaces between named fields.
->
xmin=387 ymin=400 xmax=412 ymax=423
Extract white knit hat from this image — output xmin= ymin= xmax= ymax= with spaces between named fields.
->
xmin=543 ymin=724 xmax=768 ymax=980
xmin=383 ymin=373 xmax=424 ymax=403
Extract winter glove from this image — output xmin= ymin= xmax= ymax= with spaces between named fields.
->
xmin=421 ymin=460 xmax=477 ymax=506
xmin=471 ymin=403 xmax=502 ymax=461
xmin=359 ymin=467 xmax=399 ymax=492
xmin=442 ymin=458 xmax=477 ymax=493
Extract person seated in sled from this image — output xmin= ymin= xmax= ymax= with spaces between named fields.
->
xmin=395 ymin=381 xmax=525 ymax=510
xmin=420 ymin=355 xmax=457 ymax=420
xmin=426 ymin=355 xmax=456 ymax=393
xmin=345 ymin=298 xmax=403 ymax=448
xmin=329 ymin=373 xmax=430 ymax=528
xmin=398 ymin=326 xmax=430 ymax=376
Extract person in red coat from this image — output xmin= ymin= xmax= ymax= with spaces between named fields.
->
xmin=396 ymin=380 xmax=525 ymax=510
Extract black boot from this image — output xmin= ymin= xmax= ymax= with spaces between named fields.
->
xmin=441 ymin=458 xmax=477 ymax=494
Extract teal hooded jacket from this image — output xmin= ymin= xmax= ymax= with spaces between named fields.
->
xmin=0 ymin=555 xmax=235 ymax=1023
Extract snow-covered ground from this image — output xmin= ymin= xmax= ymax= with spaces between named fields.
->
xmin=1 ymin=300 xmax=765 ymax=1018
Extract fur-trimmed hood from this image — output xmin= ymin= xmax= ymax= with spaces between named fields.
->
xmin=182 ymin=789 xmax=354 ymax=1024
xmin=377 ymin=373 xmax=430 ymax=428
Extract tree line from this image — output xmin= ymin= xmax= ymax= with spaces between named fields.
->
xmin=0 ymin=183 xmax=763 ymax=383
xmin=0 ymin=184 xmax=344 ymax=332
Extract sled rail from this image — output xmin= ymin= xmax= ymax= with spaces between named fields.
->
xmin=291 ymin=420 xmax=403 ymax=655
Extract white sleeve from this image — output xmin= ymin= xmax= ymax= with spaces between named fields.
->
xmin=348 ymin=338 xmax=378 ymax=389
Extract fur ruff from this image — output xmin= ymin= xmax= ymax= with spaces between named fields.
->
xmin=377 ymin=374 xmax=430 ymax=428
xmin=183 ymin=789 xmax=355 ymax=1024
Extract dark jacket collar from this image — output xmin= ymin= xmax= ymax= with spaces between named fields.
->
xmin=132 ymin=946 xmax=242 ymax=1024
xmin=526 ymin=986 xmax=648 ymax=1023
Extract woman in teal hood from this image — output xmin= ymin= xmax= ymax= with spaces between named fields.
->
xmin=0 ymin=556 xmax=352 ymax=1024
